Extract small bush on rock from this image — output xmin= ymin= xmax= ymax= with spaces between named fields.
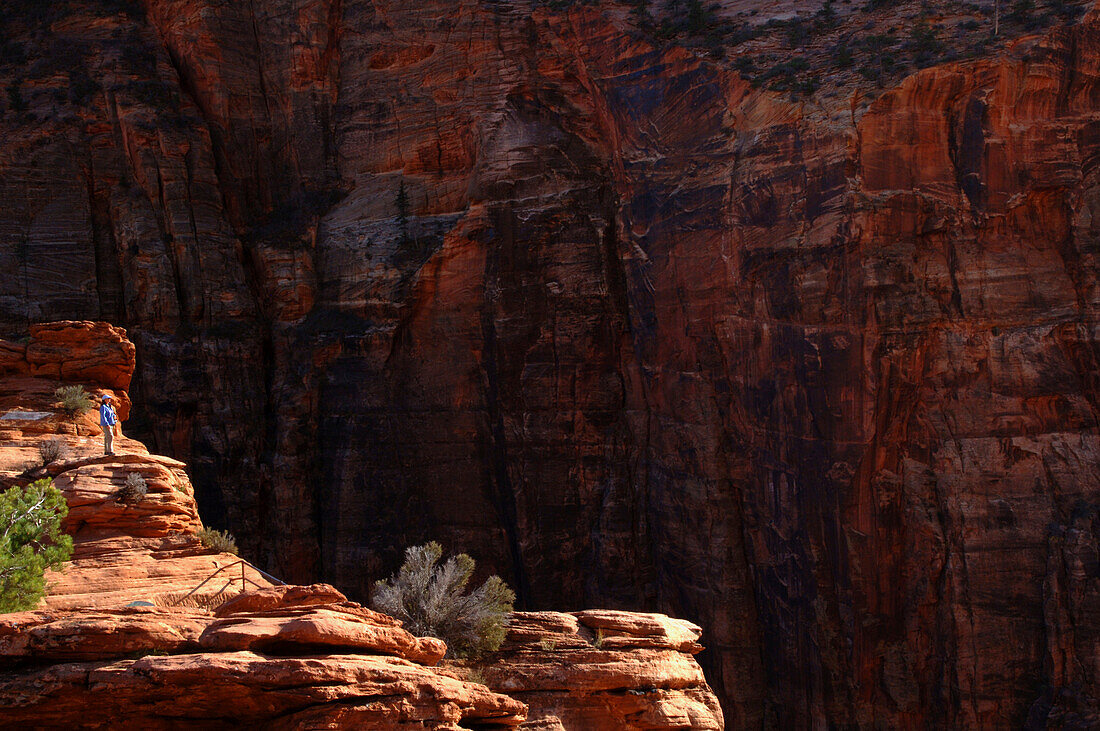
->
xmin=37 ymin=438 xmax=66 ymax=465
xmin=0 ymin=478 xmax=73 ymax=612
xmin=115 ymin=472 xmax=147 ymax=504
xmin=372 ymin=541 xmax=515 ymax=659
xmin=55 ymin=385 xmax=94 ymax=418
xmin=197 ymin=527 xmax=238 ymax=555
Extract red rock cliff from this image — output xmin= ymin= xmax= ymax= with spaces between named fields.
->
xmin=0 ymin=321 xmax=722 ymax=729
xmin=0 ymin=1 xmax=1098 ymax=726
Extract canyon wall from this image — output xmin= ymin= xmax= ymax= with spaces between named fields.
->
xmin=0 ymin=1 xmax=1098 ymax=726
xmin=0 ymin=321 xmax=722 ymax=729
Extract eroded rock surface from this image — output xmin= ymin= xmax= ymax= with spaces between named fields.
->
xmin=1 ymin=1 xmax=1099 ymax=726
xmin=2 ymin=651 xmax=526 ymax=730
xmin=0 ymin=322 xmax=721 ymax=729
xmin=461 ymin=610 xmax=724 ymax=730
xmin=0 ymin=600 xmax=526 ymax=730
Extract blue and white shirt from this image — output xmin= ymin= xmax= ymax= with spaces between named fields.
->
xmin=100 ymin=403 xmax=117 ymax=427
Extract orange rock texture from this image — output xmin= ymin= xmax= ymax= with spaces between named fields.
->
xmin=0 ymin=322 xmax=251 ymax=612
xmin=0 ymin=322 xmax=723 ymax=729
xmin=1 ymin=1 xmax=1099 ymax=726
xmin=2 ymin=603 xmax=527 ymax=730
xmin=465 ymin=610 xmax=724 ymax=730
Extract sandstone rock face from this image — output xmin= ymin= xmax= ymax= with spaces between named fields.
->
xmin=0 ymin=324 xmax=721 ymax=728
xmin=199 ymin=590 xmax=449 ymax=665
xmin=1 ymin=593 xmax=525 ymax=730
xmin=0 ymin=322 xmax=256 ymax=611
xmin=463 ymin=610 xmax=724 ymax=730
xmin=0 ymin=320 xmax=134 ymax=418
xmin=0 ymin=606 xmax=208 ymax=663
xmin=1 ymin=1 xmax=1099 ymax=726
xmin=3 ymin=647 xmax=527 ymax=730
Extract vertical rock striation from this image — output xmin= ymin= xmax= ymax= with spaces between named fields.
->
xmin=0 ymin=1 xmax=1098 ymax=725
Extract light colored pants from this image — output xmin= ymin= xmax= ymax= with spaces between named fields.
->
xmin=103 ymin=425 xmax=114 ymax=454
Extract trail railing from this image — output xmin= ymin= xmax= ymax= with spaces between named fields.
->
xmin=169 ymin=560 xmax=286 ymax=609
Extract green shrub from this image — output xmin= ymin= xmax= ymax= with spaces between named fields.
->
xmin=197 ymin=527 xmax=238 ymax=555
xmin=372 ymin=542 xmax=515 ymax=659
xmin=833 ymin=41 xmax=853 ymax=68
xmin=0 ymin=478 xmax=73 ymax=612
xmin=395 ymin=180 xmax=411 ymax=247
xmin=116 ymin=472 xmax=147 ymax=504
xmin=814 ymin=0 xmax=838 ymax=30
xmin=55 ymin=385 xmax=95 ymax=418
xmin=752 ymin=57 xmax=820 ymax=97
xmin=784 ymin=18 xmax=809 ymax=47
xmin=467 ymin=668 xmax=487 ymax=685
xmin=6 ymin=80 xmax=26 ymax=112
xmin=909 ymin=21 xmax=945 ymax=67
xmin=683 ymin=0 xmax=710 ymax=36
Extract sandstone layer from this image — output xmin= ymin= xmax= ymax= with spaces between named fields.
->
xmin=460 ymin=610 xmax=724 ymax=730
xmin=1 ymin=589 xmax=527 ymax=730
xmin=0 ymin=1 xmax=1098 ymax=726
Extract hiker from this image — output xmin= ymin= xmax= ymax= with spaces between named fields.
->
xmin=100 ymin=394 xmax=118 ymax=456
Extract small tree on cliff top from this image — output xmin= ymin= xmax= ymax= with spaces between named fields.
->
xmin=395 ymin=181 xmax=411 ymax=247
xmin=0 ymin=478 xmax=73 ymax=613
xmin=372 ymin=542 xmax=515 ymax=658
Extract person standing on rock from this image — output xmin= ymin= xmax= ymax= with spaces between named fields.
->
xmin=99 ymin=395 xmax=118 ymax=456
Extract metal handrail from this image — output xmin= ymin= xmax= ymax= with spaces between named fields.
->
xmin=171 ymin=559 xmax=286 ymax=607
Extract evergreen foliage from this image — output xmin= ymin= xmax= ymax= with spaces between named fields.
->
xmin=0 ymin=479 xmax=73 ymax=613
xmin=395 ymin=181 xmax=411 ymax=247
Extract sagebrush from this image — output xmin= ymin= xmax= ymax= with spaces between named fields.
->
xmin=372 ymin=542 xmax=514 ymax=658
xmin=37 ymin=438 xmax=66 ymax=465
xmin=116 ymin=472 xmax=147 ymax=504
xmin=54 ymin=385 xmax=94 ymax=418
xmin=197 ymin=527 xmax=238 ymax=555
xmin=0 ymin=478 xmax=73 ymax=612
